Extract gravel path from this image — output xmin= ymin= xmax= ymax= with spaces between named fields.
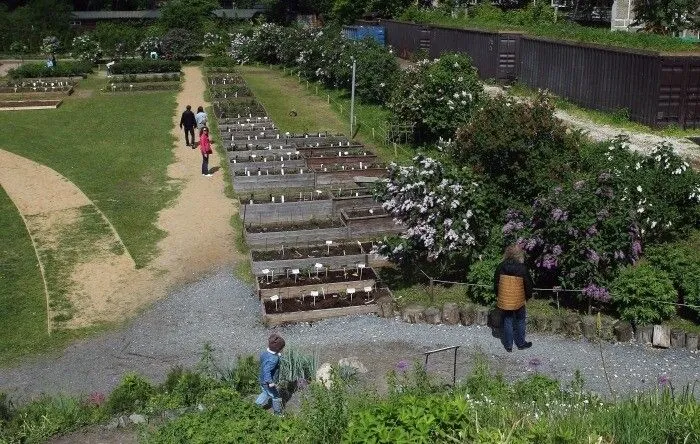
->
xmin=0 ymin=268 xmax=697 ymax=403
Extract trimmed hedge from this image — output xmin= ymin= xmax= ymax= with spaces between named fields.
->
xmin=8 ymin=61 xmax=94 ymax=79
xmin=110 ymin=59 xmax=181 ymax=74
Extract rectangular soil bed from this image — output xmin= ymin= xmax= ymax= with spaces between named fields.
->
xmin=245 ymin=225 xmax=350 ymax=249
xmin=305 ymin=155 xmax=378 ymax=169
xmin=315 ymin=168 xmax=387 ymax=186
xmin=261 ymin=289 xmax=389 ymax=326
xmin=229 ymin=159 xmax=306 ymax=173
xmin=251 ymin=243 xmax=370 ymax=275
xmin=241 ymin=198 xmax=332 ymax=225
xmin=0 ymin=99 xmax=62 ymax=110
xmin=232 ymin=173 xmax=315 ymax=192
xmin=256 ymin=268 xmax=377 ymax=300
xmin=341 ymin=208 xmax=403 ymax=237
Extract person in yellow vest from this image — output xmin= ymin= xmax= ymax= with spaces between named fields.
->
xmin=494 ymin=244 xmax=534 ymax=352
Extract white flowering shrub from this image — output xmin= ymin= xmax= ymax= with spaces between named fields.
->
xmin=228 ymin=33 xmax=252 ymax=64
xmin=203 ymin=32 xmax=222 ymax=49
xmin=389 ymin=53 xmax=483 ymax=143
xmin=137 ymin=37 xmax=161 ymax=59
xmin=41 ymin=36 xmax=60 ymax=55
xmin=71 ymin=34 xmax=102 ymax=64
xmin=374 ymin=155 xmax=488 ymax=269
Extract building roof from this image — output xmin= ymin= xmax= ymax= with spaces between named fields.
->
xmin=72 ymin=8 xmax=262 ymax=21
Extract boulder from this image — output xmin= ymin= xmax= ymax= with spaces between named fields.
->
xmin=442 ymin=302 xmax=460 ymax=325
xmin=338 ymin=356 xmax=367 ymax=374
xmin=459 ymin=304 xmax=476 ymax=326
xmin=613 ymin=321 xmax=634 ymax=342
xmin=686 ymin=332 xmax=699 ymax=351
xmin=635 ymin=325 xmax=653 ymax=344
xmin=475 ymin=307 xmax=489 ymax=326
xmin=129 ymin=413 xmax=147 ymax=425
xmin=423 ymin=307 xmax=442 ymax=325
xmin=401 ymin=304 xmax=425 ymax=324
xmin=652 ymin=325 xmax=671 ymax=348
xmin=670 ymin=329 xmax=686 ymax=348
xmin=376 ymin=296 xmax=394 ymax=318
xmin=581 ymin=316 xmax=597 ymax=340
xmin=316 ymin=362 xmax=333 ymax=388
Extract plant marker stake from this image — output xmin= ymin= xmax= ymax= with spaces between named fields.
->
xmin=311 ymin=290 xmax=319 ymax=306
xmin=364 ymin=286 xmax=373 ymax=302
xmin=292 ymin=268 xmax=299 ymax=283
xmin=271 ymin=294 xmax=279 ymax=311
xmin=357 ymin=263 xmax=366 ymax=279
xmin=326 ymin=240 xmax=332 ymax=255
xmin=314 ymin=263 xmax=323 ymax=279
xmin=347 ymin=287 xmax=356 ymax=302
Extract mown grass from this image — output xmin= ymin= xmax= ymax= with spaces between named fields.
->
xmin=0 ymin=76 xmax=179 ymax=267
xmin=237 ymin=65 xmax=413 ymax=165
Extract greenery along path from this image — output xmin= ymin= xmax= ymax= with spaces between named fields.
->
xmin=0 ymin=149 xmax=138 ymax=332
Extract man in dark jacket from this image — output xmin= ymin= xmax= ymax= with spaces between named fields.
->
xmin=179 ymin=105 xmax=197 ymax=147
xmin=494 ymin=244 xmax=534 ymax=352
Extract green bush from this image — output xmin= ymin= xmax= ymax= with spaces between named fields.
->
xmin=221 ymin=355 xmax=259 ymax=396
xmin=611 ymin=263 xmax=677 ymax=325
xmin=646 ymin=241 xmax=700 ymax=317
xmin=110 ymin=59 xmax=181 ymax=74
xmin=8 ymin=61 xmax=93 ymax=79
xmin=204 ymin=55 xmax=240 ymax=68
xmin=466 ymin=256 xmax=501 ymax=306
xmin=105 ymin=372 xmax=155 ymax=414
xmin=161 ymin=28 xmax=198 ymax=61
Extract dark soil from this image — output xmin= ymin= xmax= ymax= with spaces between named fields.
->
xmin=258 ymin=268 xmax=377 ymax=289
xmin=344 ymin=207 xmax=388 ymax=218
xmin=239 ymin=192 xmax=328 ymax=204
xmin=315 ymin=164 xmax=385 ymax=172
xmin=329 ymin=188 xmax=374 ymax=198
xmin=234 ymin=168 xmax=304 ymax=176
xmin=246 ymin=218 xmax=343 ymax=233
xmin=251 ymin=242 xmax=374 ymax=260
xmin=263 ymin=288 xmax=389 ymax=314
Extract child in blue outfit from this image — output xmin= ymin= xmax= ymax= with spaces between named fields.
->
xmin=255 ymin=333 xmax=285 ymax=415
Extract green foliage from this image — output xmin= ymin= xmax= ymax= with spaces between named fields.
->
xmin=161 ymin=28 xmax=198 ymax=61
xmin=7 ymin=60 xmax=93 ymax=79
xmin=611 ymin=263 xmax=677 ymax=325
xmin=221 ymin=355 xmax=260 ymax=396
xmin=466 ymin=255 xmax=500 ymax=306
xmin=400 ymin=3 xmax=700 ymax=52
xmin=105 ymin=373 xmax=155 ymax=414
xmin=71 ymin=34 xmax=102 ymax=64
xmin=110 ymin=59 xmax=181 ymax=74
xmin=453 ymin=94 xmax=581 ymax=205
xmin=389 ymin=53 xmax=483 ymax=143
xmin=205 ymin=55 xmax=241 ymax=68
xmin=633 ymin=0 xmax=700 ymax=35
xmin=159 ymin=0 xmax=218 ymax=31
xmin=279 ymin=348 xmax=317 ymax=383
xmin=645 ymin=241 xmax=700 ymax=317
xmin=92 ymin=23 xmax=145 ymax=60
xmin=41 ymin=35 xmax=60 ymax=55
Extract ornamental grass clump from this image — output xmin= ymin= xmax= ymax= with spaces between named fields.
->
xmin=389 ymin=53 xmax=483 ymax=144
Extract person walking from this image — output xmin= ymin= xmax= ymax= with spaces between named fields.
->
xmin=199 ymin=126 xmax=213 ymax=176
xmin=179 ymin=105 xmax=197 ymax=147
xmin=195 ymin=106 xmax=208 ymax=139
xmin=51 ymin=54 xmax=57 ymax=69
xmin=255 ymin=333 xmax=285 ymax=416
xmin=494 ymin=244 xmax=533 ymax=352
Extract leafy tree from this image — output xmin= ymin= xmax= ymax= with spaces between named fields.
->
xmin=159 ymin=0 xmax=217 ymax=31
xmin=161 ymin=28 xmax=197 ymax=60
xmin=633 ymin=0 xmax=700 ymax=35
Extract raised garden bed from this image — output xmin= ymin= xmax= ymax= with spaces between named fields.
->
xmin=229 ymin=159 xmax=306 ymax=173
xmin=226 ymin=142 xmax=295 ymax=153
xmin=296 ymin=141 xmax=364 ymax=150
xmin=214 ymin=99 xmax=267 ymax=118
xmin=108 ymin=73 xmax=181 ymax=82
xmin=0 ymin=99 xmax=62 ymax=110
xmin=256 ymin=267 xmax=377 ymax=300
xmin=251 ymin=242 xmax=371 ymax=261
xmin=315 ymin=167 xmax=387 ymax=186
xmin=220 ymin=123 xmax=277 ymax=132
xmin=261 ymin=288 xmax=389 ymax=326
xmin=219 ymin=116 xmax=271 ymax=125
xmin=211 ymin=86 xmax=252 ymax=98
xmin=305 ymin=154 xmax=378 ymax=169
xmin=4 ymin=78 xmax=79 ymax=87
xmin=340 ymin=207 xmax=403 ymax=237
xmin=0 ymin=85 xmax=73 ymax=94
xmin=208 ymin=74 xmax=245 ymax=85
xmin=244 ymin=219 xmax=349 ymax=249
xmin=103 ymin=82 xmax=181 ymax=92
xmin=225 ymin=131 xmax=280 ymax=141
xmin=233 ymin=167 xmax=308 ymax=176
xmin=241 ymin=194 xmax=332 ymax=224
xmin=232 ymin=171 xmax=315 ymax=191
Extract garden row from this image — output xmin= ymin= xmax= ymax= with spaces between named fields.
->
xmin=0 ymin=75 xmax=78 ymax=110
xmin=208 ymin=71 xmax=403 ymax=326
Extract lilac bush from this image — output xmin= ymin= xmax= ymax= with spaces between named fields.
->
xmin=374 ymin=155 xmax=488 ymax=269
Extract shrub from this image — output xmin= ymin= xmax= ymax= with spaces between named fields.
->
xmin=389 ymin=53 xmax=483 ymax=143
xmin=105 ymin=373 xmax=155 ymax=414
xmin=610 ymin=263 xmax=677 ymax=325
xmin=161 ymin=28 xmax=198 ymax=61
xmin=110 ymin=59 xmax=181 ymax=74
xmin=93 ymin=23 xmax=144 ymax=60
xmin=453 ymin=93 xmax=581 ymax=206
xmin=645 ymin=241 xmax=700 ymax=317
xmin=205 ymin=55 xmax=239 ymax=68
xmin=136 ymin=36 xmax=162 ymax=59
xmin=220 ymin=355 xmax=260 ymax=396
xmin=71 ymin=34 xmax=102 ymax=64
xmin=466 ymin=256 xmax=501 ymax=306
xmin=41 ymin=35 xmax=60 ymax=54
xmin=8 ymin=61 xmax=94 ymax=79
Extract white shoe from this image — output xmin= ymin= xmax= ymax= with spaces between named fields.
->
xmin=205 ymin=174 xmax=213 ymax=177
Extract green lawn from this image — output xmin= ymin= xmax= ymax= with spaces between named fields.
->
xmin=0 ymin=76 xmax=179 ymax=267
xmin=0 ymin=74 xmax=179 ymax=364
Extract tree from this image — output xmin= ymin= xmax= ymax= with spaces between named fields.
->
xmin=633 ymin=0 xmax=700 ymax=35
xmin=159 ymin=0 xmax=217 ymax=31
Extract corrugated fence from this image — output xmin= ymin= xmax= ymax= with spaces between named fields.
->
xmin=371 ymin=20 xmax=700 ymax=129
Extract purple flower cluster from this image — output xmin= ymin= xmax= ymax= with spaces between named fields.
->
xmin=552 ymin=245 xmax=563 ymax=256
xmin=587 ymin=249 xmax=600 ymax=265
xmin=582 ymin=283 xmax=611 ymax=303
xmin=631 ymin=240 xmax=642 ymax=262
xmin=573 ymin=180 xmax=586 ymax=190
xmin=586 ymin=225 xmax=598 ymax=237
xmin=657 ymin=373 xmax=670 ymax=387
xmin=395 ymin=360 xmax=409 ymax=373
xmin=551 ymin=208 xmax=568 ymax=221
xmin=613 ymin=250 xmax=626 ymax=260
xmin=597 ymin=172 xmax=612 ymax=182
xmin=502 ymin=220 xmax=525 ymax=235
xmin=536 ymin=254 xmax=558 ymax=270
xmin=596 ymin=209 xmax=609 ymax=220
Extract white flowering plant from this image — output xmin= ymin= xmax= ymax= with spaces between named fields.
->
xmin=374 ymin=154 xmax=488 ymax=273
xmin=389 ymin=53 xmax=482 ymax=143
xmin=41 ymin=36 xmax=60 ymax=55
xmin=71 ymin=34 xmax=102 ymax=64
xmin=137 ymin=37 xmax=161 ymax=59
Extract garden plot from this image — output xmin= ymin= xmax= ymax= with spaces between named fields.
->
xmin=241 ymin=190 xmax=333 ymax=224
xmin=225 ymin=130 xmax=281 ymax=141
xmin=261 ymin=287 xmax=389 ymax=326
xmin=218 ymin=115 xmax=272 ymax=125
xmin=107 ymin=73 xmax=181 ymax=82
xmin=213 ymin=99 xmax=267 ymax=118
xmin=207 ymin=74 xmax=245 ymax=85
xmin=329 ymin=187 xmax=378 ymax=213
xmin=304 ymin=152 xmax=378 ymax=169
xmin=315 ymin=166 xmax=387 ymax=186
xmin=233 ymin=168 xmax=315 ymax=191
xmin=341 ymin=206 xmax=404 ymax=237
xmin=210 ymin=85 xmax=252 ymax=99
xmin=229 ymin=159 xmax=306 ymax=173
xmin=103 ymin=82 xmax=181 ymax=92
xmin=244 ymin=218 xmax=349 ymax=249
xmin=250 ymin=242 xmax=372 ymax=275
xmin=256 ymin=267 xmax=378 ymax=300
xmin=0 ymin=78 xmax=76 ymax=109
xmin=219 ymin=122 xmax=277 ymax=132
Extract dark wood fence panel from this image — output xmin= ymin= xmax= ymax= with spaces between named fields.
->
xmin=384 ymin=20 xmax=422 ymax=58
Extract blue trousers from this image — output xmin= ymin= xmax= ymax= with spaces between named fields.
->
xmin=255 ymin=383 xmax=282 ymax=414
xmin=501 ymin=306 xmax=527 ymax=350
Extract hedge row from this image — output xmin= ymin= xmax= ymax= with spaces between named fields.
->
xmin=8 ymin=61 xmax=94 ymax=79
xmin=110 ymin=59 xmax=181 ymax=74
